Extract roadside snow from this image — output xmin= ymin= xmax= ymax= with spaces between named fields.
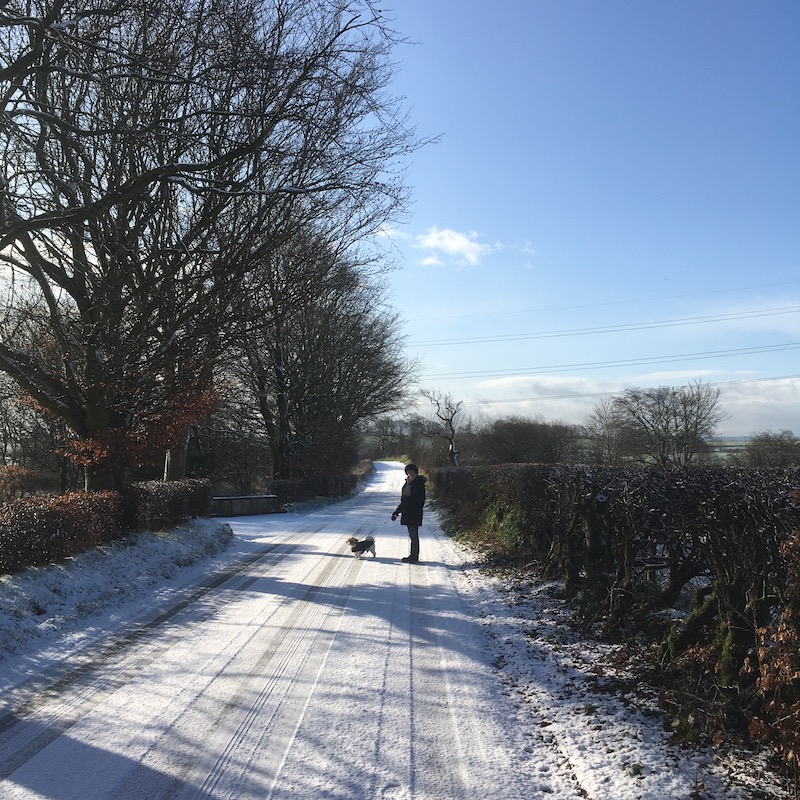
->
xmin=0 ymin=462 xmax=788 ymax=799
xmin=0 ymin=519 xmax=235 ymax=676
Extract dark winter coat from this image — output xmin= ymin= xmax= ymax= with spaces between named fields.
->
xmin=394 ymin=474 xmax=426 ymax=527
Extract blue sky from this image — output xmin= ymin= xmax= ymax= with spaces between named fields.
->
xmin=378 ymin=0 xmax=799 ymax=437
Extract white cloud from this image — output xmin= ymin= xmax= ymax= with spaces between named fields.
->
xmin=423 ymin=374 xmax=800 ymax=437
xmin=420 ymin=254 xmax=443 ymax=266
xmin=719 ymin=377 xmax=800 ymax=435
xmin=414 ymin=227 xmax=493 ymax=266
xmin=632 ymin=369 xmax=728 ymax=384
xmin=475 ymin=375 xmax=600 ymax=396
xmin=468 ymin=375 xmax=607 ymax=424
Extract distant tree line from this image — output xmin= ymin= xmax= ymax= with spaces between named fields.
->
xmin=361 ymin=380 xmax=800 ymax=471
xmin=0 ymin=0 xmax=421 ymax=493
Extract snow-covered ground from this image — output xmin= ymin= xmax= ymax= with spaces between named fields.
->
xmin=0 ymin=462 xmax=786 ymax=799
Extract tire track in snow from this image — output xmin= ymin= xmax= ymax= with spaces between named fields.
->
xmin=405 ymin=551 xmax=589 ymax=799
xmin=0 ymin=524 xmax=331 ymax=781
xmin=167 ymin=546 xmax=365 ymax=799
xmin=406 ymin=567 xmax=471 ymax=799
xmin=1 ymin=464 xmax=594 ymax=799
xmin=1 ymin=476 xmax=402 ymax=798
xmin=259 ymin=538 xmax=579 ymax=799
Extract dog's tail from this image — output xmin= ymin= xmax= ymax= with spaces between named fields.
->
xmin=364 ymin=535 xmax=375 ymax=544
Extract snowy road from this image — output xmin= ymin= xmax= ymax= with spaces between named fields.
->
xmin=0 ymin=462 xmax=774 ymax=799
xmin=0 ymin=463 xmax=576 ymax=800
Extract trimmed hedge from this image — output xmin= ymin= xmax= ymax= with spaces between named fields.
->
xmin=120 ymin=478 xmax=212 ymax=532
xmin=268 ymin=472 xmax=363 ymax=506
xmin=0 ymin=491 xmax=122 ymax=574
xmin=0 ymin=478 xmax=213 ymax=575
xmin=431 ymin=464 xmax=799 ymax=627
xmin=430 ymin=463 xmax=800 ymax=767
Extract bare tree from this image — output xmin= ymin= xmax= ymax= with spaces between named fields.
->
xmin=612 ymin=380 xmax=727 ymax=466
xmin=471 ymin=414 xmax=581 ymax=465
xmin=0 ymin=0 xmax=419 ymax=489
xmin=236 ymin=234 xmax=412 ymax=478
xmin=584 ymin=397 xmax=628 ymax=465
xmin=738 ymin=429 xmax=800 ymax=468
xmin=182 ymin=383 xmax=273 ymax=494
xmin=362 ymin=412 xmax=431 ymax=464
xmin=420 ymin=389 xmax=463 ymax=467
xmin=362 ymin=416 xmax=402 ymax=459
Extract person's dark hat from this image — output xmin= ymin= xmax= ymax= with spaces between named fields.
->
xmin=405 ymin=462 xmax=418 ymax=473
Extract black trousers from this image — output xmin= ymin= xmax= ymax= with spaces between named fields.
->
xmin=406 ymin=525 xmax=420 ymax=559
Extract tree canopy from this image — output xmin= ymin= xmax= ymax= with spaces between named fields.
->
xmin=0 ymin=0 xmax=419 ymax=488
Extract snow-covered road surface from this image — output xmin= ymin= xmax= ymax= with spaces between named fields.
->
xmin=0 ymin=462 xmax=778 ymax=799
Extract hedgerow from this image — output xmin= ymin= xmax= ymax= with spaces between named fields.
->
xmin=429 ymin=463 xmax=800 ymax=773
xmin=268 ymin=461 xmax=372 ymax=506
xmin=0 ymin=478 xmax=213 ymax=575
xmin=119 ymin=478 xmax=212 ymax=531
xmin=0 ymin=491 xmax=121 ymax=573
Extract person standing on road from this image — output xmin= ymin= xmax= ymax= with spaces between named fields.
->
xmin=391 ymin=462 xmax=427 ymax=563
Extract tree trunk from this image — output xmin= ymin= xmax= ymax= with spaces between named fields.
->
xmin=448 ymin=439 xmax=459 ymax=466
xmin=84 ymin=464 xmax=117 ymax=492
xmin=164 ymin=428 xmax=191 ymax=481
xmin=83 ymin=388 xmax=116 ymax=491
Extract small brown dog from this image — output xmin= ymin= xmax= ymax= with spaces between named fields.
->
xmin=345 ymin=535 xmax=376 ymax=559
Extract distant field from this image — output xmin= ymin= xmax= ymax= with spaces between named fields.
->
xmin=706 ymin=437 xmax=750 ymax=460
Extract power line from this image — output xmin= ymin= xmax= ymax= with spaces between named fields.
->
xmin=403 ymin=279 xmax=800 ymax=323
xmin=410 ymin=305 xmax=800 ymax=348
xmin=421 ymin=341 xmax=800 ymax=380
